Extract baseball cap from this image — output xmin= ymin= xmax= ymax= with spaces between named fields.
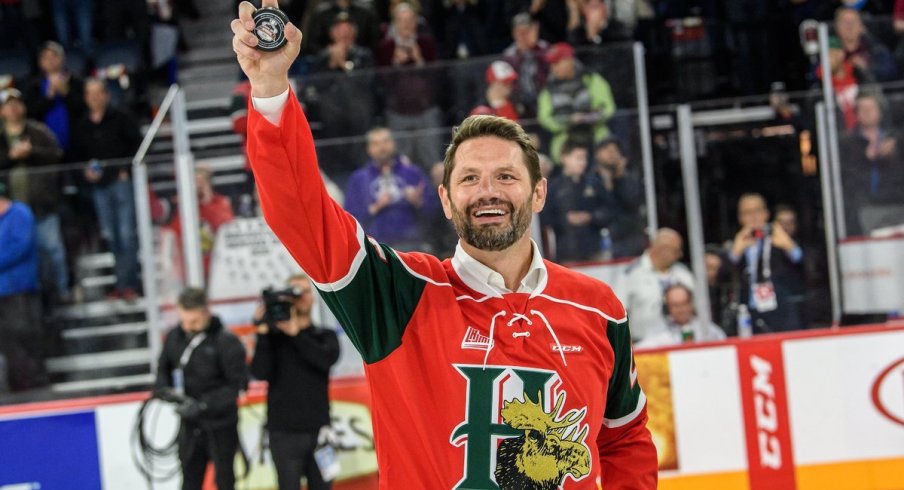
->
xmin=544 ymin=42 xmax=575 ymax=64
xmin=333 ymin=11 xmax=352 ymax=25
xmin=40 ymin=40 xmax=65 ymax=57
xmin=485 ymin=60 xmax=517 ymax=84
xmin=511 ymin=12 xmax=534 ymax=29
xmin=0 ymin=88 xmax=23 ymax=105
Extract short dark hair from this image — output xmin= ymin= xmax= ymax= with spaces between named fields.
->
xmin=559 ymin=138 xmax=585 ymax=159
xmin=442 ymin=115 xmax=541 ymax=190
xmin=774 ymin=204 xmax=795 ymax=216
xmin=738 ymin=192 xmax=767 ymax=207
xmin=177 ymin=287 xmax=208 ymax=310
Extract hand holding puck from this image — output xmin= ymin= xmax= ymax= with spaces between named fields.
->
xmin=252 ymin=6 xmax=289 ymax=51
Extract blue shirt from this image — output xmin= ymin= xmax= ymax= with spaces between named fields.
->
xmin=0 ymin=201 xmax=39 ymax=296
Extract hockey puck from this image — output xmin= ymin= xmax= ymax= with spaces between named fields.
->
xmin=252 ymin=6 xmax=289 ymax=52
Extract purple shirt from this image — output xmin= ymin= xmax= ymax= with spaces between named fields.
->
xmin=344 ymin=156 xmax=427 ymax=246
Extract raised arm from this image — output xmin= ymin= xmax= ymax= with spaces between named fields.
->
xmin=233 ymin=1 xmax=430 ymax=365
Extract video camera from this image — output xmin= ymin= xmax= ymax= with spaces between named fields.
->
xmin=261 ymin=286 xmax=303 ymax=325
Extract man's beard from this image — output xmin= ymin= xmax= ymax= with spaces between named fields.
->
xmin=450 ymin=195 xmax=533 ymax=252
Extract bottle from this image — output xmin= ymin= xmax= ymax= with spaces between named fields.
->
xmin=737 ymin=304 xmax=752 ymax=339
xmin=238 ymin=193 xmax=254 ymax=218
xmin=680 ymin=324 xmax=694 ymax=343
xmin=599 ymin=228 xmax=613 ymax=261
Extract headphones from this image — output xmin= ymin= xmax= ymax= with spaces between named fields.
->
xmin=662 ymin=283 xmax=695 ymax=317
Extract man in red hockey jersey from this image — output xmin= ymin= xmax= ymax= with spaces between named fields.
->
xmin=231 ymin=2 xmax=658 ymax=488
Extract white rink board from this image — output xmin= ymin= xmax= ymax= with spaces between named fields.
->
xmin=783 ymin=329 xmax=904 ymax=465
xmin=669 ymin=346 xmax=748 ymax=473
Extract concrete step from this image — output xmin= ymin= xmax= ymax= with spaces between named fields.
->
xmin=61 ymin=322 xmax=148 ymax=340
xmin=46 ymin=348 xmax=152 ymax=373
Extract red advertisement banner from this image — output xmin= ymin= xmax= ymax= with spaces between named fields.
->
xmin=737 ymin=339 xmax=796 ymax=490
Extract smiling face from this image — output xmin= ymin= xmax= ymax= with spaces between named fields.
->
xmin=440 ymin=136 xmax=546 ymax=252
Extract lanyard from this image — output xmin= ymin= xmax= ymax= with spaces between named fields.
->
xmin=179 ymin=332 xmax=207 ymax=368
xmin=753 ymin=237 xmax=772 ymax=283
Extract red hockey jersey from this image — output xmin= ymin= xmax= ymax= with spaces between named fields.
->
xmin=247 ymin=90 xmax=658 ymax=489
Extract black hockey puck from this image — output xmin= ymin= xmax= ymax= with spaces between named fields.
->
xmin=252 ymin=6 xmax=289 ymax=52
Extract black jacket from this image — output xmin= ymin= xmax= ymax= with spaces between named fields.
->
xmin=733 ymin=240 xmax=805 ymax=332
xmin=155 ymin=316 xmax=249 ymax=428
xmin=0 ymin=120 xmax=64 ymax=217
xmin=250 ymin=325 xmax=340 ymax=432
xmin=544 ymin=172 xmax=611 ymax=263
xmin=69 ymin=108 xmax=142 ymax=186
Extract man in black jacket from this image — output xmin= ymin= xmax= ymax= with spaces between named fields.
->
xmin=155 ymin=288 xmax=249 ymax=490
xmin=0 ymin=88 xmax=69 ymax=303
xmin=70 ymin=78 xmax=142 ymax=299
xmin=729 ymin=193 xmax=805 ymax=333
xmin=251 ymin=273 xmax=340 ymax=490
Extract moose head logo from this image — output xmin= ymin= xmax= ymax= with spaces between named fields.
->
xmin=495 ymin=391 xmax=591 ymax=489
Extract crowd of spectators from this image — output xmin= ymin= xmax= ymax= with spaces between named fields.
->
xmin=4 ymin=0 xmax=904 ymax=393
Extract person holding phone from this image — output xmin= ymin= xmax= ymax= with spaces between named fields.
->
xmin=729 ymin=193 xmax=805 ymax=333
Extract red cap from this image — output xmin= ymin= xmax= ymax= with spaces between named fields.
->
xmin=485 ymin=60 xmax=517 ymax=84
xmin=544 ymin=42 xmax=575 ymax=64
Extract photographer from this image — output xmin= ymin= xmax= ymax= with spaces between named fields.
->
xmin=251 ymin=274 xmax=340 ymax=490
xmin=154 ymin=288 xmax=249 ymax=490
xmin=729 ymin=193 xmax=805 ymax=333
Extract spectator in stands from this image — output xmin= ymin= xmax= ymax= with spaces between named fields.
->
xmin=729 ymin=193 xmax=805 ymax=333
xmin=155 ymin=287 xmax=248 ymax=490
xmin=566 ymin=0 xmax=632 ymax=47
xmin=636 ymin=284 xmax=726 ymax=348
xmin=0 ymin=88 xmax=70 ymax=304
xmin=195 ymin=165 xmax=236 ymax=235
xmin=592 ymin=137 xmax=645 ymax=257
xmin=615 ymin=228 xmax=694 ymax=343
xmin=0 ymin=178 xmax=47 ymax=392
xmin=507 ymin=0 xmax=572 ymax=43
xmin=305 ymin=0 xmax=381 ymax=55
xmin=440 ymin=0 xmax=490 ymax=59
xmin=818 ymin=0 xmax=888 ymax=21
xmin=840 ymin=91 xmax=904 ymax=235
xmin=344 ymin=127 xmax=428 ymax=250
xmin=170 ymin=165 xmax=236 ymax=278
xmin=537 ymin=42 xmax=616 ymax=163
xmin=25 ymin=42 xmax=85 ymax=153
xmin=543 ymin=139 xmax=608 ymax=263
xmin=835 ymin=7 xmax=897 ymax=82
xmin=377 ymin=2 xmax=443 ymax=168
xmin=503 ymin=13 xmax=550 ymax=118
xmin=816 ymin=36 xmax=860 ymax=129
xmin=70 ymin=78 xmax=142 ymax=300
xmin=470 ymin=60 xmax=521 ymax=122
xmin=312 ymin=12 xmax=376 ymax=139
xmin=50 ymin=0 xmax=93 ymax=54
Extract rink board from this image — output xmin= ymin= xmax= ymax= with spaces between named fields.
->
xmin=0 ymin=325 xmax=902 ymax=489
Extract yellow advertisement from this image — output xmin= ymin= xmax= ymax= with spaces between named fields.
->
xmin=635 ymin=352 xmax=678 ymax=470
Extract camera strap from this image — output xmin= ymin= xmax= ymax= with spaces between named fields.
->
xmin=179 ymin=332 xmax=207 ymax=368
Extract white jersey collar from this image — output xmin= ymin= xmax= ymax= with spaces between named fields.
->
xmin=451 ymin=240 xmax=548 ymax=298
